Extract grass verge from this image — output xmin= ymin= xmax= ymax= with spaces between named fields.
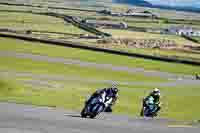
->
xmin=0 ymin=56 xmax=166 ymax=82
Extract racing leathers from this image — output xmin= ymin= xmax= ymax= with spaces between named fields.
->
xmin=140 ymin=94 xmax=161 ymax=116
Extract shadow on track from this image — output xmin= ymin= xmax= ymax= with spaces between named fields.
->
xmin=64 ymin=114 xmax=100 ymax=120
xmin=64 ymin=114 xmax=82 ymax=118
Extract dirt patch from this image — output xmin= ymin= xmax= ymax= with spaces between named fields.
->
xmin=96 ymin=38 xmax=200 ymax=55
xmin=97 ymin=38 xmax=177 ymax=49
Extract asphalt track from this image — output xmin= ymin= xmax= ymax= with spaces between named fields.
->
xmin=0 ymin=102 xmax=199 ymax=133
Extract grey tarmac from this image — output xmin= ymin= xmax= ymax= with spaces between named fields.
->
xmin=0 ymin=102 xmax=199 ymax=133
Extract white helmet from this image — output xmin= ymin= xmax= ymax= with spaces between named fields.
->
xmin=152 ymin=88 xmax=160 ymax=96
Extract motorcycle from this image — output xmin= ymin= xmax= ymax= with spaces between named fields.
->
xmin=143 ymin=96 xmax=159 ymax=118
xmin=81 ymin=91 xmax=113 ymax=119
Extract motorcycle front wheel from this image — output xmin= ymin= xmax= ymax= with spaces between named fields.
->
xmin=89 ymin=114 xmax=97 ymax=119
xmin=81 ymin=107 xmax=87 ymax=118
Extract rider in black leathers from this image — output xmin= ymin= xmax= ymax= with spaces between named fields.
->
xmin=85 ymin=87 xmax=119 ymax=112
xmin=140 ymin=88 xmax=161 ymax=116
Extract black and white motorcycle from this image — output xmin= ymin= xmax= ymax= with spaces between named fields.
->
xmin=81 ymin=91 xmax=113 ymax=119
xmin=143 ymin=96 xmax=159 ymax=118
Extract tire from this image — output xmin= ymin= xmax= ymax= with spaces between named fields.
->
xmin=144 ymin=108 xmax=157 ymax=118
xmin=89 ymin=114 xmax=97 ymax=119
xmin=89 ymin=104 xmax=104 ymax=119
xmin=97 ymin=104 xmax=104 ymax=113
xmin=81 ymin=107 xmax=87 ymax=118
xmin=144 ymin=108 xmax=151 ymax=117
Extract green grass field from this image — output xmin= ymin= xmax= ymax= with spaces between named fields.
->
xmin=1 ymin=2 xmax=200 ymax=33
xmin=0 ymin=11 xmax=88 ymax=34
xmin=1 ymin=37 xmax=200 ymax=75
xmin=0 ymin=4 xmax=41 ymax=12
xmin=1 ymin=9 xmax=199 ymax=62
xmin=0 ymin=56 xmax=166 ymax=82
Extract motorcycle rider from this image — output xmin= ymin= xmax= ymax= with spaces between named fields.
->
xmin=140 ymin=88 xmax=161 ymax=116
xmin=85 ymin=87 xmax=119 ymax=112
